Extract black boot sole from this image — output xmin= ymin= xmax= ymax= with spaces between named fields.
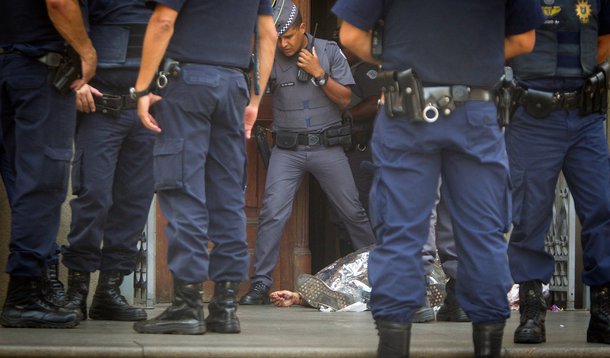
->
xmin=587 ymin=327 xmax=610 ymax=344
xmin=0 ymin=314 xmax=79 ymax=329
xmin=206 ymin=320 xmax=241 ymax=333
xmin=514 ymin=329 xmax=546 ymax=344
xmin=296 ymin=274 xmax=353 ymax=311
xmin=133 ymin=321 xmax=206 ymax=335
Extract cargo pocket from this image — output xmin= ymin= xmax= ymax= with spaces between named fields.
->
xmin=70 ymin=150 xmax=83 ymax=195
xmin=153 ymin=138 xmax=184 ymax=191
xmin=42 ymin=147 xmax=73 ymax=191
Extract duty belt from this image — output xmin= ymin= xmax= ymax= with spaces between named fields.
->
xmin=518 ymin=88 xmax=581 ymax=111
xmin=93 ymin=93 xmax=137 ymax=117
xmin=297 ymin=133 xmax=324 ymax=146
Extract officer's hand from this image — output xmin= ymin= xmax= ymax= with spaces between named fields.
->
xmin=76 ymin=84 xmax=102 ymax=113
xmin=137 ymin=93 xmax=163 ymax=133
xmin=297 ymin=47 xmax=324 ymax=78
xmin=71 ymin=49 xmax=97 ymax=91
xmin=244 ymin=104 xmax=259 ymax=139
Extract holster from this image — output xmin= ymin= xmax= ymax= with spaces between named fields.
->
xmin=580 ymin=61 xmax=609 ymax=116
xmin=254 ymin=124 xmax=271 ymax=169
xmin=379 ymin=69 xmax=425 ymax=121
xmin=42 ymin=47 xmax=81 ymax=95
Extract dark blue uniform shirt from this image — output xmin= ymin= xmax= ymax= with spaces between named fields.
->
xmin=332 ymin=0 xmax=545 ymax=88
xmin=148 ymin=0 xmax=272 ymax=69
xmin=0 ymin=0 xmax=66 ymax=56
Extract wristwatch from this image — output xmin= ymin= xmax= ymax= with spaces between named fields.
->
xmin=312 ymin=72 xmax=329 ymax=87
xmin=129 ymin=86 xmax=150 ymax=100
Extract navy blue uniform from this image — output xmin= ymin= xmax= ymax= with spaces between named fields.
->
xmin=148 ymin=0 xmax=272 ymax=283
xmin=333 ymin=0 xmax=544 ymax=326
xmin=506 ymin=0 xmax=610 ymax=288
xmin=61 ymin=0 xmax=155 ymax=274
xmin=0 ymin=1 xmax=76 ymax=277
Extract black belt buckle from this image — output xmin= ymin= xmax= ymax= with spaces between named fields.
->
xmin=98 ymin=94 xmax=122 ymax=110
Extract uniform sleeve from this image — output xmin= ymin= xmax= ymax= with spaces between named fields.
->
xmin=327 ymin=42 xmax=355 ymax=86
xmin=600 ymin=0 xmax=610 ymax=35
xmin=258 ymin=0 xmax=273 ymax=16
xmin=331 ymin=0 xmax=382 ymax=31
xmin=505 ymin=0 xmax=545 ymax=35
xmin=355 ymin=64 xmax=381 ymax=99
xmin=146 ymin=0 xmax=185 ymax=12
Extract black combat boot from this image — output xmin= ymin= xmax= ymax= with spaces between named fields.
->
xmin=473 ymin=322 xmax=505 ymax=358
xmin=0 ymin=276 xmax=80 ymax=328
xmin=63 ymin=270 xmax=90 ymax=320
xmin=587 ymin=283 xmax=610 ymax=344
xmin=89 ymin=271 xmax=147 ymax=321
xmin=206 ymin=281 xmax=241 ymax=333
xmin=133 ymin=279 xmax=205 ymax=335
xmin=436 ymin=278 xmax=470 ymax=322
xmin=42 ymin=261 xmax=66 ymax=307
xmin=514 ymin=280 xmax=546 ymax=343
xmin=375 ymin=319 xmax=411 ymax=358
xmin=239 ymin=281 xmax=270 ymax=305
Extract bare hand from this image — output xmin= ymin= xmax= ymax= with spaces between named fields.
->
xmin=244 ymin=104 xmax=259 ymax=139
xmin=75 ymin=84 xmax=102 ymax=113
xmin=137 ymin=93 xmax=163 ymax=133
xmin=297 ymin=47 xmax=324 ymax=79
xmin=270 ymin=290 xmax=302 ymax=307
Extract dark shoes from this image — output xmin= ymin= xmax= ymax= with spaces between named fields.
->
xmin=412 ymin=296 xmax=435 ymax=323
xmin=42 ymin=262 xmax=66 ymax=307
xmin=375 ymin=319 xmax=411 ymax=358
xmin=63 ymin=270 xmax=90 ymax=320
xmin=296 ymin=274 xmax=355 ymax=311
xmin=134 ymin=279 xmax=205 ymax=335
xmin=0 ymin=276 xmax=80 ymax=329
xmin=473 ymin=321 xmax=505 ymax=358
xmin=436 ymin=278 xmax=470 ymax=322
xmin=239 ymin=281 xmax=270 ymax=305
xmin=587 ymin=283 xmax=610 ymax=344
xmin=514 ymin=280 xmax=546 ymax=344
xmin=89 ymin=271 xmax=147 ymax=321
xmin=205 ymin=281 xmax=241 ymax=333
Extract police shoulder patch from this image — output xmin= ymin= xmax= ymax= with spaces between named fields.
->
xmin=366 ymin=69 xmax=378 ymax=80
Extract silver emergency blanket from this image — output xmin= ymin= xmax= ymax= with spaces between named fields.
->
xmin=314 ymin=245 xmax=447 ymax=308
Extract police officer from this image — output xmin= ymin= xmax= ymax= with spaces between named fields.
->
xmin=131 ymin=0 xmax=276 ymax=335
xmin=333 ymin=1 xmax=543 ymax=356
xmin=59 ymin=0 xmax=154 ymax=322
xmin=506 ymin=0 xmax=610 ymax=345
xmin=0 ymin=0 xmax=96 ymax=328
xmin=239 ymin=0 xmax=376 ymax=305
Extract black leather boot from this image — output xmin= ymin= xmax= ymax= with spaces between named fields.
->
xmin=63 ymin=270 xmax=90 ymax=320
xmin=473 ymin=322 xmax=505 ymax=357
xmin=239 ymin=281 xmax=270 ymax=305
xmin=89 ymin=271 xmax=147 ymax=321
xmin=436 ymin=278 xmax=470 ymax=322
xmin=514 ymin=280 xmax=546 ymax=343
xmin=206 ymin=281 xmax=241 ymax=333
xmin=375 ymin=319 xmax=411 ymax=358
xmin=42 ymin=261 xmax=66 ymax=307
xmin=587 ymin=284 xmax=610 ymax=344
xmin=133 ymin=279 xmax=205 ymax=335
xmin=0 ymin=276 xmax=80 ymax=328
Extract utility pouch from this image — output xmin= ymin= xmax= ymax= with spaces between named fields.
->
xmin=582 ymin=61 xmax=609 ymax=115
xmin=522 ymin=89 xmax=554 ymax=119
xmin=50 ymin=47 xmax=81 ymax=95
xmin=274 ymin=132 xmax=299 ymax=150
xmin=324 ymin=122 xmax=352 ymax=150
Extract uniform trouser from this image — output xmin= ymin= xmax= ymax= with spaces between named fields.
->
xmin=422 ymin=180 xmax=458 ymax=279
xmin=252 ymin=144 xmax=376 ymax=286
xmin=328 ymin=145 xmax=375 ymax=253
xmin=61 ymin=106 xmax=155 ymax=273
xmin=0 ymin=133 xmax=16 ymax=204
xmin=368 ymin=101 xmax=512 ymax=324
xmin=506 ymin=107 xmax=610 ymax=286
xmin=0 ymin=54 xmax=75 ymax=277
xmin=152 ymin=64 xmax=250 ymax=283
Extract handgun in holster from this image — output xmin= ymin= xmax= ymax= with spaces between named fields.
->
xmin=49 ymin=46 xmax=82 ymax=95
xmin=254 ymin=123 xmax=272 ymax=169
xmin=497 ymin=66 xmax=520 ymax=127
